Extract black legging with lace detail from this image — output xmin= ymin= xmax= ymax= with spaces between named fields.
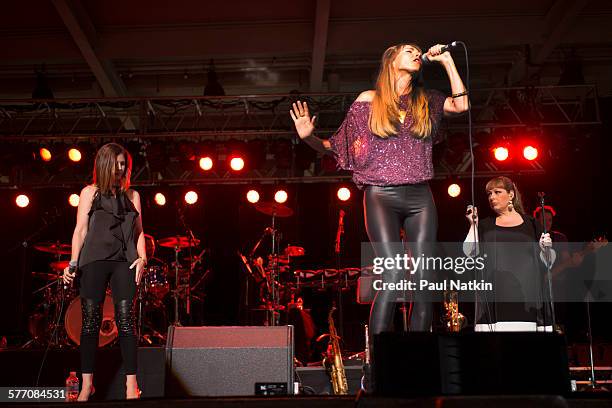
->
xmin=364 ymin=183 xmax=438 ymax=336
xmin=78 ymin=260 xmax=137 ymax=375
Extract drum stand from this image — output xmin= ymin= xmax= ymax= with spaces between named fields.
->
xmin=268 ymin=214 xmax=281 ymax=326
xmin=171 ymin=245 xmax=183 ymax=326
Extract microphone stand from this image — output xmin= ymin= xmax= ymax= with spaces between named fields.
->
xmin=537 ymin=192 xmax=556 ymax=330
xmin=334 ymin=209 xmax=345 ymax=338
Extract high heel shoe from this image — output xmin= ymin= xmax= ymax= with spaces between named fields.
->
xmin=77 ymin=386 xmax=95 ymax=402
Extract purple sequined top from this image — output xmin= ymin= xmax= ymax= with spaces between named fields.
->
xmin=329 ymin=90 xmax=446 ymax=189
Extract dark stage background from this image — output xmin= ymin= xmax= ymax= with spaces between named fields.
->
xmin=1 ymin=97 xmax=610 ymax=355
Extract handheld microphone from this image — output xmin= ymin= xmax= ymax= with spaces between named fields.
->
xmin=466 ymin=204 xmax=473 ymax=216
xmin=421 ymin=41 xmax=458 ymax=63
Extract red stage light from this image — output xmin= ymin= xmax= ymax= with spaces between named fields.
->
xmin=493 ymin=146 xmax=509 ymax=161
xmin=337 ymin=187 xmax=351 ymax=201
xmin=68 ymin=194 xmax=80 ymax=207
xmin=274 ymin=190 xmax=288 ymax=204
xmin=523 ymin=145 xmax=538 ymax=161
xmin=184 ymin=191 xmax=198 ymax=205
xmin=16 ymin=194 xmax=30 ymax=208
xmin=154 ymin=193 xmax=167 ymax=206
xmin=230 ymin=157 xmax=245 ymax=171
xmin=199 ymin=157 xmax=213 ymax=171
xmin=68 ymin=148 xmax=82 ymax=162
xmin=247 ymin=190 xmax=260 ymax=204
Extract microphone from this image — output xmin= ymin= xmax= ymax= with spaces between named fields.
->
xmin=465 ymin=204 xmax=473 ymax=216
xmin=421 ymin=41 xmax=458 ymax=63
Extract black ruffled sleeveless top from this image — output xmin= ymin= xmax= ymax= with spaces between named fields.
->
xmin=78 ymin=190 xmax=139 ymax=268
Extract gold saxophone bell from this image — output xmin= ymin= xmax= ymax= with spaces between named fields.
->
xmin=444 ymin=290 xmax=466 ymax=332
xmin=321 ymin=306 xmax=348 ymax=395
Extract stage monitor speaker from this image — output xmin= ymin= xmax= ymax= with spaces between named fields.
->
xmin=165 ymin=325 xmax=294 ymax=396
xmin=374 ymin=332 xmax=570 ymax=396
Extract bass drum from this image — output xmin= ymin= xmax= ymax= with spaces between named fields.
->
xmin=65 ymin=292 xmax=118 ymax=347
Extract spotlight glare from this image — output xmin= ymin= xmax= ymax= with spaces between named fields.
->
xmin=40 ymin=148 xmax=52 ymax=162
xmin=154 ymin=193 xmax=167 ymax=206
xmin=68 ymin=193 xmax=80 ymax=207
xmin=274 ymin=190 xmax=288 ymax=204
xmin=493 ymin=146 xmax=509 ymax=161
xmin=246 ymin=190 xmax=260 ymax=204
xmin=199 ymin=157 xmax=213 ymax=171
xmin=447 ymin=183 xmax=461 ymax=198
xmin=337 ymin=187 xmax=351 ymax=201
xmin=184 ymin=191 xmax=198 ymax=205
xmin=523 ymin=145 xmax=538 ymax=161
xmin=230 ymin=157 xmax=245 ymax=171
xmin=68 ymin=148 xmax=82 ymax=162
xmin=16 ymin=194 xmax=30 ymax=208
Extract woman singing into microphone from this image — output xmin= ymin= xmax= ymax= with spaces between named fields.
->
xmin=63 ymin=143 xmax=145 ymax=400
xmin=290 ymin=44 xmax=468 ymax=342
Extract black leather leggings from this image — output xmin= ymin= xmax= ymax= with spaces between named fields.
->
xmin=79 ymin=261 xmax=137 ymax=375
xmin=364 ymin=183 xmax=437 ymax=336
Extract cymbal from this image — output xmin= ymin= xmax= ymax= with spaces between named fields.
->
xmin=50 ymin=260 xmax=69 ymax=272
xmin=34 ymin=241 xmax=71 ymax=255
xmin=158 ymin=236 xmax=200 ymax=248
xmin=255 ymin=201 xmax=293 ymax=217
xmin=284 ymin=246 xmax=305 ymax=257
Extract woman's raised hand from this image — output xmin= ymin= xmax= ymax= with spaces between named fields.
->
xmin=290 ymin=101 xmax=316 ymax=140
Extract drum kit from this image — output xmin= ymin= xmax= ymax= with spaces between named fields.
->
xmin=25 ymin=231 xmax=207 ymax=348
xmin=240 ymin=202 xmax=359 ymax=327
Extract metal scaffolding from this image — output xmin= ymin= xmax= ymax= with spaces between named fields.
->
xmin=0 ymin=85 xmax=601 ymax=187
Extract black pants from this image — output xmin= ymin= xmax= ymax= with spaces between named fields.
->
xmin=364 ymin=183 xmax=437 ymax=336
xmin=79 ymin=260 xmax=137 ymax=375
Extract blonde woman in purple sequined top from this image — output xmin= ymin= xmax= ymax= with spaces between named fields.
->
xmin=291 ymin=43 xmax=468 ymax=342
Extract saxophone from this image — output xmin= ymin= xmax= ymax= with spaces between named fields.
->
xmin=444 ymin=290 xmax=466 ymax=332
xmin=323 ymin=306 xmax=348 ymax=394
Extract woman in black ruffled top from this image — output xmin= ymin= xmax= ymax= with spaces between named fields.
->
xmin=63 ymin=143 xmax=146 ymax=400
xmin=464 ymin=176 xmax=555 ymax=332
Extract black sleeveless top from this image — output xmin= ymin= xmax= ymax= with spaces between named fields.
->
xmin=78 ymin=190 xmax=139 ymax=268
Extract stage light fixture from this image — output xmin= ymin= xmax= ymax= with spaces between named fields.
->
xmin=154 ymin=193 xmax=167 ymax=206
xmin=185 ymin=191 xmax=198 ymax=205
xmin=39 ymin=147 xmax=52 ymax=162
xmin=337 ymin=187 xmax=351 ymax=201
xmin=68 ymin=193 xmax=80 ymax=207
xmin=447 ymin=183 xmax=461 ymax=198
xmin=523 ymin=145 xmax=538 ymax=161
xmin=274 ymin=190 xmax=288 ymax=204
xmin=68 ymin=148 xmax=82 ymax=162
xmin=247 ymin=190 xmax=260 ymax=204
xmin=199 ymin=157 xmax=213 ymax=171
xmin=493 ymin=146 xmax=509 ymax=161
xmin=16 ymin=194 xmax=30 ymax=208
xmin=230 ymin=157 xmax=245 ymax=171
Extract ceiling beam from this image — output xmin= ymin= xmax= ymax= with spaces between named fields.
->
xmin=309 ymin=0 xmax=331 ymax=92
xmin=51 ymin=0 xmax=135 ymax=129
xmin=506 ymin=0 xmax=590 ymax=85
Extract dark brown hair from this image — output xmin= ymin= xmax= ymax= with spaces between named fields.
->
xmin=93 ymin=143 xmax=132 ymax=195
xmin=485 ymin=176 xmax=525 ymax=215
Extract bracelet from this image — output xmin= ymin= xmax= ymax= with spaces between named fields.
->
xmin=452 ymin=91 xmax=468 ymax=98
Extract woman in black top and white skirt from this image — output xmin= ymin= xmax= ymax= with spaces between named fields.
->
xmin=464 ymin=176 xmax=555 ymax=332
xmin=62 ymin=143 xmax=146 ymax=400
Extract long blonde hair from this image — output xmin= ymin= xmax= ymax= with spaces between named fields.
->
xmin=93 ymin=143 xmax=132 ymax=195
xmin=369 ymin=43 xmax=432 ymax=139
